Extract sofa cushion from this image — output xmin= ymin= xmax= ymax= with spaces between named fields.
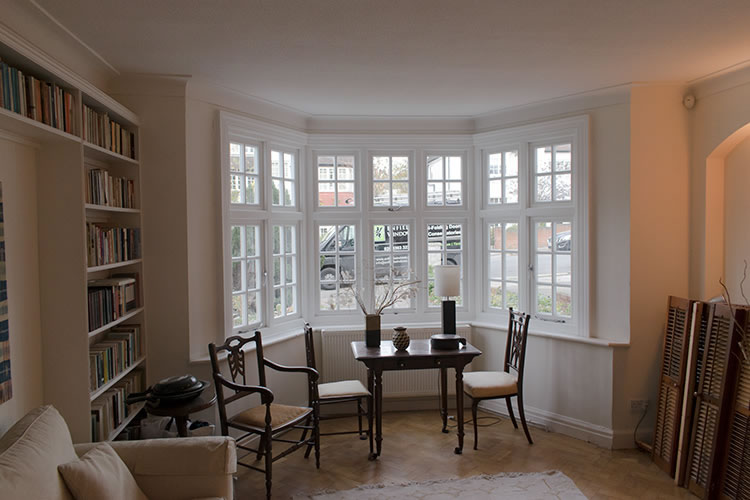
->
xmin=0 ymin=405 xmax=77 ymax=500
xmin=58 ymin=442 xmax=148 ymax=500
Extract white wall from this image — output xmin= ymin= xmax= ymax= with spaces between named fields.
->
xmin=0 ymin=137 xmax=43 ymax=434
xmin=723 ymin=136 xmax=750 ymax=301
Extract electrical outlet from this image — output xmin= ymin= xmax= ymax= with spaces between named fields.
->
xmin=630 ymin=399 xmax=649 ymax=411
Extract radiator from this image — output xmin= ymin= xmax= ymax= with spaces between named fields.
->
xmin=320 ymin=326 xmax=472 ymax=398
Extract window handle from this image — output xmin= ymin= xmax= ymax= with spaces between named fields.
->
xmin=263 ymin=271 xmax=268 ymax=286
xmin=528 ymin=264 xmax=534 ymax=271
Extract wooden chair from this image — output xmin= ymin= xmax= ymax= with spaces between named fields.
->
xmin=208 ymin=331 xmax=320 ymax=499
xmin=302 ymin=323 xmax=373 ymax=456
xmin=462 ymin=307 xmax=533 ymax=448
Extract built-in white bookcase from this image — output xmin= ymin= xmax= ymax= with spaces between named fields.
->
xmin=0 ymin=40 xmax=147 ymax=443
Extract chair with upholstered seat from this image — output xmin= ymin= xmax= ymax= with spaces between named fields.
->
xmin=302 ymin=323 xmax=373 ymax=455
xmin=463 ymin=307 xmax=533 ymax=448
xmin=208 ymin=331 xmax=320 ymax=499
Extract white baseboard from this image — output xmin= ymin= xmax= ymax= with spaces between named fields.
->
xmin=479 ymin=399 xmax=615 ymax=449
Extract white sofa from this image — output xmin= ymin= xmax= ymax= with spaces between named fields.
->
xmin=0 ymin=405 xmax=236 ymax=500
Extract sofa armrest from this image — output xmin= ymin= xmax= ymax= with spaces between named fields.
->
xmin=75 ymin=437 xmax=236 ymax=500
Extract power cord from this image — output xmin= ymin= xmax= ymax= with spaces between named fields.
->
xmin=633 ymin=403 xmax=652 ymax=454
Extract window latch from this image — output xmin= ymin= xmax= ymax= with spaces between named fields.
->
xmin=528 ymin=264 xmax=534 ymax=271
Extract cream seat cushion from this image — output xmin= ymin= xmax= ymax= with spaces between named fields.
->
xmin=319 ymin=380 xmax=370 ymax=399
xmin=463 ymin=371 xmax=518 ymax=398
xmin=232 ymin=403 xmax=310 ymax=429
xmin=58 ymin=442 xmax=148 ymax=500
xmin=0 ymin=405 xmax=77 ymax=500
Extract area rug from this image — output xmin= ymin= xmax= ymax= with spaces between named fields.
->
xmin=302 ymin=471 xmax=587 ymax=499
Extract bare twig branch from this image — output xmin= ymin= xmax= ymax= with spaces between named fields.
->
xmin=720 ymin=276 xmax=749 ymax=361
xmin=740 ymin=260 xmax=749 ymax=307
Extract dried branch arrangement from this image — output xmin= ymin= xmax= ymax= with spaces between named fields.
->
xmin=351 ymin=268 xmax=421 ymax=316
xmin=719 ymin=259 xmax=749 ymax=361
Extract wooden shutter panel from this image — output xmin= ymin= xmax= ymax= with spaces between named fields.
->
xmin=687 ymin=304 xmax=744 ymax=500
xmin=653 ymin=296 xmax=694 ymax=475
xmin=721 ymin=309 xmax=749 ymax=500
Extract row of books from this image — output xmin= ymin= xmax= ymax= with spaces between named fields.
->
xmin=86 ymin=223 xmax=141 ymax=268
xmin=87 ymin=276 xmax=138 ymax=332
xmin=91 ymin=371 xmax=143 ymax=442
xmin=89 ymin=325 xmax=142 ymax=392
xmin=0 ymin=59 xmax=76 ymax=134
xmin=86 ymin=169 xmax=136 ymax=208
xmin=83 ymin=104 xmax=136 ymax=159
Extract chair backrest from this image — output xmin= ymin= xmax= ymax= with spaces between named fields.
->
xmin=504 ymin=308 xmax=531 ymax=386
xmin=209 ymin=330 xmax=267 ymax=389
xmin=303 ymin=323 xmax=316 ymax=370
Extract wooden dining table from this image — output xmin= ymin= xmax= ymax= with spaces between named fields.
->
xmin=351 ymin=339 xmax=482 ymax=458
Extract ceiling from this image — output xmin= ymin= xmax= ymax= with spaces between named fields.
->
xmin=31 ymin=0 xmax=750 ymax=117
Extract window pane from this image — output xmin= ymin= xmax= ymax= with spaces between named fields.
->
xmin=489 ymin=253 xmax=502 ymax=280
xmin=284 ymin=180 xmax=295 ymax=206
xmin=555 ymin=174 xmax=572 ymax=201
xmin=488 ymin=153 xmax=502 ymax=178
xmin=285 ymin=256 xmax=295 ymax=284
xmin=286 ymin=286 xmax=296 ymax=314
xmin=373 ymin=156 xmax=390 ymax=180
xmin=272 ymin=179 xmax=282 ymax=205
xmin=489 ymin=179 xmax=502 ymax=204
xmin=556 ymin=287 xmax=572 ymax=316
xmin=338 ymin=225 xmax=355 ymax=251
xmin=505 ymin=178 xmax=518 ymax=204
xmin=373 ymin=182 xmax=390 ymax=206
xmin=245 ymin=176 xmax=258 ymax=204
xmin=427 ymin=156 xmax=443 ymax=180
xmin=536 ymin=147 xmax=552 ymax=173
xmin=392 ymin=182 xmax=409 ymax=206
xmin=489 ymin=224 xmax=502 ymax=250
xmin=428 ymin=252 xmax=442 ymax=278
xmin=320 ymin=284 xmax=336 ymax=311
xmin=246 ymin=225 xmax=257 ymax=257
xmin=285 ymin=225 xmax=294 ymax=253
xmin=537 ymin=254 xmax=552 ymax=283
xmin=273 ymin=288 xmax=282 ymax=318
xmin=505 ymin=253 xmax=518 ymax=281
xmin=392 ymin=224 xmax=409 ymax=251
xmin=338 ymin=183 xmax=355 ymax=206
xmin=271 ymin=151 xmax=281 ymax=177
xmin=337 ymin=156 xmax=355 ymax=179
xmin=445 ymin=182 xmax=461 ymax=205
xmin=447 ymin=157 xmax=462 ymax=180
xmin=247 ymin=292 xmax=258 ymax=323
xmin=427 ymin=224 xmax=443 ymax=250
xmin=556 ymin=222 xmax=572 ymax=252
xmin=554 ymin=144 xmax=571 ymax=172
xmin=427 ymin=182 xmax=443 ymax=206
xmin=245 ymin=146 xmax=258 ymax=174
xmin=230 ymin=143 xmax=241 ymax=172
xmin=556 ymin=254 xmax=572 ymax=284
xmin=536 ymin=175 xmax=552 ymax=202
xmin=247 ymin=259 xmax=257 ymax=289
xmin=232 ymin=294 xmax=244 ymax=327
xmin=392 ymin=157 xmax=408 ymax=180
xmin=339 ymin=255 xmax=355 ymax=281
xmin=318 ymin=156 xmax=335 ymax=174
xmin=284 ymin=153 xmax=294 ymax=179
xmin=506 ymin=282 xmax=519 ymax=309
xmin=537 ymin=285 xmax=553 ymax=313
xmin=273 ymin=226 xmax=281 ymax=254
xmin=273 ymin=256 xmax=282 ymax=286
xmin=232 ymin=261 xmax=242 ymax=292
xmin=230 ymin=175 xmax=242 ymax=203
xmin=318 ymin=183 xmax=335 ymax=206
xmin=231 ymin=226 xmax=242 ymax=257
xmin=536 ymin=222 xmax=552 ymax=252
xmin=490 ymin=281 xmax=503 ymax=308
xmin=446 ymin=224 xmax=462 ymax=250
xmin=320 ymin=257 xmax=336 ymax=282
xmin=504 ymin=223 xmax=519 ymax=251
xmin=504 ymin=151 xmax=518 ymax=177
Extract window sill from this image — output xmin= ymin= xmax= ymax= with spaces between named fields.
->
xmin=190 ymin=325 xmax=306 ymax=364
xmin=469 ymin=321 xmax=629 ymax=348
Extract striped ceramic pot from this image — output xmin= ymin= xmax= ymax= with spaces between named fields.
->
xmin=392 ymin=326 xmax=410 ymax=351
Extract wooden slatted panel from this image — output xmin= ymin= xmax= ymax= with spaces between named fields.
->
xmin=723 ymin=409 xmax=750 ymax=499
xmin=653 ymin=297 xmax=693 ymax=476
xmin=689 ymin=401 xmax=719 ymax=491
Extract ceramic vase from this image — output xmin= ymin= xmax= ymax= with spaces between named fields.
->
xmin=365 ymin=314 xmax=381 ymax=347
xmin=392 ymin=326 xmax=410 ymax=351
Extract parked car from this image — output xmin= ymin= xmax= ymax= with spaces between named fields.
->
xmin=547 ymin=230 xmax=571 ymax=251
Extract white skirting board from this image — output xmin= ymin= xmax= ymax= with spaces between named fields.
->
xmin=479 ymin=399 xmax=616 ymax=449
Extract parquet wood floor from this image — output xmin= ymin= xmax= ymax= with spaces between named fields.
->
xmin=234 ymin=409 xmax=697 ymax=499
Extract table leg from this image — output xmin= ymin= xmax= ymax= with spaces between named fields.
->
xmin=175 ymin=416 xmax=189 ymax=437
xmin=454 ymin=366 xmax=465 ymax=454
xmin=440 ymin=367 xmax=448 ymax=433
xmin=374 ymin=369 xmax=383 ymax=458
xmin=367 ymin=368 xmax=375 ymax=459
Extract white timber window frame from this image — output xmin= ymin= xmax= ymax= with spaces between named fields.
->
xmin=476 ymin=115 xmax=589 ymax=337
xmin=221 ymin=112 xmax=306 ymax=340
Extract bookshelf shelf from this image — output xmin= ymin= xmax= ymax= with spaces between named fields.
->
xmin=87 ymin=259 xmax=142 ymax=273
xmin=85 ymin=204 xmax=140 ymax=214
xmin=0 ymin=106 xmax=79 ymax=144
xmin=88 ymin=307 xmax=144 ymax=338
xmin=83 ymin=141 xmax=138 ymax=165
xmin=90 ymin=356 xmax=146 ymax=401
xmin=107 ymin=401 xmax=146 ymax=442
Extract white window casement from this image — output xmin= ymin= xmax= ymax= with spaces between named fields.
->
xmin=371 ymin=154 xmax=411 ymax=208
xmin=477 ymin=115 xmax=589 ymax=337
xmin=426 ymin=221 xmax=465 ymax=308
xmin=317 ymin=223 xmax=358 ymax=312
xmin=426 ymin=154 xmax=463 ymax=207
xmin=316 ymin=154 xmax=356 ymax=208
xmin=221 ymin=112 xmax=306 ymax=338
